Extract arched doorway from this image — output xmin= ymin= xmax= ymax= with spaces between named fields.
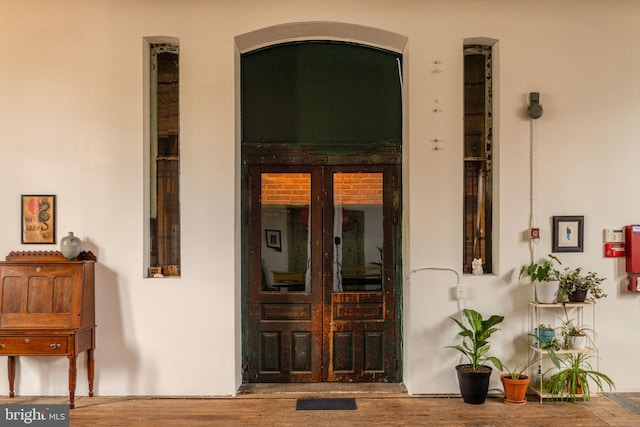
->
xmin=236 ymin=24 xmax=406 ymax=383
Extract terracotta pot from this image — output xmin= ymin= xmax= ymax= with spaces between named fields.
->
xmin=500 ymin=374 xmax=530 ymax=405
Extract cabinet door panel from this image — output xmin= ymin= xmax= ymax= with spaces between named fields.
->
xmin=27 ymin=277 xmax=54 ymax=313
xmin=1 ymin=277 xmax=24 ymax=313
xmin=0 ymin=264 xmax=82 ymax=328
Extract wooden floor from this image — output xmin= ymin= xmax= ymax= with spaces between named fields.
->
xmin=2 ymin=389 xmax=640 ymax=426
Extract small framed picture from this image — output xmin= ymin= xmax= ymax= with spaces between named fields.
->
xmin=21 ymin=195 xmax=56 ymax=244
xmin=552 ymin=215 xmax=584 ymax=253
xmin=265 ymin=229 xmax=282 ymax=252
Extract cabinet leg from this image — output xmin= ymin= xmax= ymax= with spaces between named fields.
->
xmin=8 ymin=356 xmax=15 ymax=398
xmin=68 ymin=356 xmax=77 ymax=409
xmin=87 ymin=349 xmax=94 ymax=397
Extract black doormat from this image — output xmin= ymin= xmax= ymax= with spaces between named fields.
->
xmin=296 ymin=398 xmax=357 ymax=411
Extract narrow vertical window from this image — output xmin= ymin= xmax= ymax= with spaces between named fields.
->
xmin=463 ymin=45 xmax=492 ymax=274
xmin=149 ymin=43 xmax=180 ymax=277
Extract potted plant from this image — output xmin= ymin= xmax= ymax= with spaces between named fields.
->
xmin=558 ymin=267 xmax=607 ymax=303
xmin=500 ymin=358 xmax=536 ymax=405
xmin=546 ymin=351 xmax=614 ymax=401
xmin=559 ymin=315 xmax=596 ymax=350
xmin=563 ymin=323 xmax=595 ymax=350
xmin=532 ymin=324 xmax=559 ymax=350
xmin=446 ymin=308 xmax=504 ymax=404
xmin=520 ymin=254 xmax=562 ymax=303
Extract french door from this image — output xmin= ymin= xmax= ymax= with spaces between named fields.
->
xmin=245 ymin=164 xmax=400 ymax=382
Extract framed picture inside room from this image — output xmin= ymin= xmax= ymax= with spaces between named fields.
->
xmin=21 ymin=194 xmax=56 ymax=244
xmin=265 ymin=229 xmax=282 ymax=252
xmin=552 ymin=215 xmax=584 ymax=253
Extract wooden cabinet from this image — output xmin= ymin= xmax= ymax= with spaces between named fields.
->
xmin=0 ymin=251 xmax=96 ymax=408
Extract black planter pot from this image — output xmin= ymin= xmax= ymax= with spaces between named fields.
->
xmin=568 ymin=289 xmax=588 ymax=302
xmin=455 ymin=364 xmax=492 ymax=404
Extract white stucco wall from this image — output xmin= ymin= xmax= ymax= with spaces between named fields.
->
xmin=0 ymin=0 xmax=639 ymax=397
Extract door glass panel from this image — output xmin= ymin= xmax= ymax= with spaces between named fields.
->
xmin=261 ymin=173 xmax=311 ymax=292
xmin=333 ymin=172 xmax=383 ymax=292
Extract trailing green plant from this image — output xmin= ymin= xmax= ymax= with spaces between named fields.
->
xmin=530 ymin=324 xmax=560 ymax=350
xmin=558 ymin=267 xmax=607 ymax=302
xmin=543 ymin=337 xmax=561 ymax=351
xmin=446 ymin=308 xmax=504 ymax=371
xmin=520 ymin=254 xmax=562 ymax=282
xmin=546 ymin=351 xmax=614 ymax=402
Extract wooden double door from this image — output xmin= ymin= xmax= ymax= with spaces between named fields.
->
xmin=245 ymin=164 xmax=400 ymax=383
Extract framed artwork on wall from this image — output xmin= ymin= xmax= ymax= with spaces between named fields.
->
xmin=21 ymin=195 xmax=56 ymax=244
xmin=552 ymin=215 xmax=584 ymax=253
xmin=265 ymin=229 xmax=282 ymax=252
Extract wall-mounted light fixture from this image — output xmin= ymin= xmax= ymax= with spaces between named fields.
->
xmin=527 ymin=92 xmax=543 ymax=119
